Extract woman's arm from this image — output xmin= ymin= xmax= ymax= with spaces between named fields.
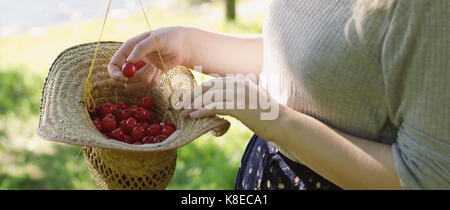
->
xmin=108 ymin=26 xmax=263 ymax=90
xmin=185 ymin=27 xmax=263 ymax=76
xmin=272 ymin=104 xmax=403 ymax=190
xmin=181 ymin=77 xmax=403 ymax=190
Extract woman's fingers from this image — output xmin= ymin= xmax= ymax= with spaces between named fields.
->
xmin=124 ymin=63 xmax=162 ymax=91
xmin=181 ymin=89 xmax=228 ymax=116
xmin=108 ymin=63 xmax=128 ymax=82
xmin=108 ymin=44 xmax=130 ymax=82
xmin=181 ymin=78 xmax=225 ymax=109
xmin=178 ymin=76 xmax=264 ymax=121
xmin=108 ymin=32 xmax=151 ymax=81
xmin=127 ymin=33 xmax=162 ymax=63
xmin=127 ymin=62 xmax=156 ymax=83
xmin=188 ymin=102 xmax=235 ymax=119
xmin=148 ymin=68 xmax=162 ymax=89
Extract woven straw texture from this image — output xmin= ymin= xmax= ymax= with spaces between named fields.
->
xmin=82 ymin=147 xmax=177 ymax=190
xmin=38 ymin=42 xmax=230 ymax=189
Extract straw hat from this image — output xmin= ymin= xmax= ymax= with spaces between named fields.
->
xmin=37 ymin=41 xmax=231 ymax=189
xmin=37 ymin=41 xmax=230 ymax=152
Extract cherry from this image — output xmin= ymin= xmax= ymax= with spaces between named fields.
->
xmin=100 ymin=102 xmax=115 ymax=116
xmin=104 ymin=113 xmax=117 ymax=122
xmin=129 ymin=104 xmax=138 ymax=116
xmin=122 ymin=62 xmax=136 ymax=78
xmin=147 ymin=114 xmax=159 ymax=124
xmin=147 ymin=123 xmax=163 ymax=137
xmin=125 ymin=117 xmax=138 ymax=133
xmin=143 ymin=135 xmax=156 ymax=144
xmin=101 ymin=116 xmax=117 ymax=133
xmin=123 ymin=135 xmax=133 ymax=144
xmin=117 ymin=109 xmax=131 ymax=121
xmin=110 ymin=128 xmax=125 ymax=141
xmin=161 ymin=126 xmax=175 ymax=137
xmin=116 ymin=101 xmax=127 ymax=110
xmin=162 ymin=121 xmax=176 ymax=130
xmin=119 ymin=120 xmax=129 ymax=134
xmin=140 ymin=122 xmax=150 ymax=130
xmin=131 ymin=126 xmax=146 ymax=142
xmin=134 ymin=60 xmax=147 ymax=70
xmin=89 ymin=105 xmax=100 ymax=118
xmin=134 ymin=107 xmax=151 ymax=122
xmin=155 ymin=134 xmax=168 ymax=143
xmin=140 ymin=97 xmax=154 ymax=110
xmin=92 ymin=120 xmax=102 ymax=132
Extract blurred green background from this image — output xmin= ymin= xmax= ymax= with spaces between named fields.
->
xmin=0 ymin=0 xmax=269 ymax=189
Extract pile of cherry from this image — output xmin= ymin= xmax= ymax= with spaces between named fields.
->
xmin=89 ymin=96 xmax=176 ymax=145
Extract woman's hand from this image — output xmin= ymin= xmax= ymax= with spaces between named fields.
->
xmin=180 ymin=76 xmax=280 ymax=141
xmin=108 ymin=27 xmax=263 ymax=92
xmin=108 ymin=26 xmax=192 ymax=91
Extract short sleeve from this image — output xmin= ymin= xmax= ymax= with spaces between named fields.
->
xmin=381 ymin=0 xmax=450 ymax=189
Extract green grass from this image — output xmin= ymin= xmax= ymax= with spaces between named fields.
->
xmin=0 ymin=67 xmax=43 ymax=118
xmin=0 ymin=1 xmax=264 ymax=190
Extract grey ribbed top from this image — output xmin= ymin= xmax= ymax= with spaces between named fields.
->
xmin=259 ymin=0 xmax=450 ymax=189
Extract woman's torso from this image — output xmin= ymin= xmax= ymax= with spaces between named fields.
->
xmin=258 ymin=0 xmax=450 ymax=189
xmin=260 ymin=0 xmax=398 ymax=144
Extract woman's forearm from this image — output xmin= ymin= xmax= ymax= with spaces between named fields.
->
xmin=266 ymin=105 xmax=403 ymax=190
xmin=184 ymin=27 xmax=263 ymax=76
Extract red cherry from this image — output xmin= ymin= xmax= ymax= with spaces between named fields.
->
xmin=89 ymin=105 xmax=100 ymax=118
xmin=162 ymin=121 xmax=176 ymax=130
xmin=116 ymin=101 xmax=127 ymax=110
xmin=128 ymin=104 xmax=138 ymax=116
xmin=134 ymin=107 xmax=151 ymax=122
xmin=131 ymin=126 xmax=146 ymax=142
xmin=140 ymin=97 xmax=154 ymax=110
xmin=143 ymin=136 xmax=156 ymax=144
xmin=155 ymin=134 xmax=168 ymax=143
xmin=123 ymin=135 xmax=133 ymax=144
xmin=147 ymin=123 xmax=163 ymax=136
xmin=125 ymin=117 xmax=138 ymax=132
xmin=161 ymin=126 xmax=175 ymax=137
xmin=117 ymin=109 xmax=131 ymax=121
xmin=146 ymin=114 xmax=158 ymax=124
xmin=100 ymin=103 xmax=115 ymax=116
xmin=110 ymin=128 xmax=125 ymax=141
xmin=140 ymin=122 xmax=150 ymax=130
xmin=104 ymin=113 xmax=117 ymax=122
xmin=122 ymin=62 xmax=136 ymax=78
xmin=101 ymin=116 xmax=117 ymax=133
xmin=134 ymin=60 xmax=147 ymax=70
xmin=92 ymin=120 xmax=102 ymax=132
xmin=119 ymin=120 xmax=129 ymax=133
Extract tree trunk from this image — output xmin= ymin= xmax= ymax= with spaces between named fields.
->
xmin=226 ymin=0 xmax=236 ymax=21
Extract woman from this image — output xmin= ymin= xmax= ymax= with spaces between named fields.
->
xmin=108 ymin=0 xmax=450 ymax=190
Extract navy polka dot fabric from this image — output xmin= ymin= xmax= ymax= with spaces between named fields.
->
xmin=235 ymin=135 xmax=341 ymax=190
